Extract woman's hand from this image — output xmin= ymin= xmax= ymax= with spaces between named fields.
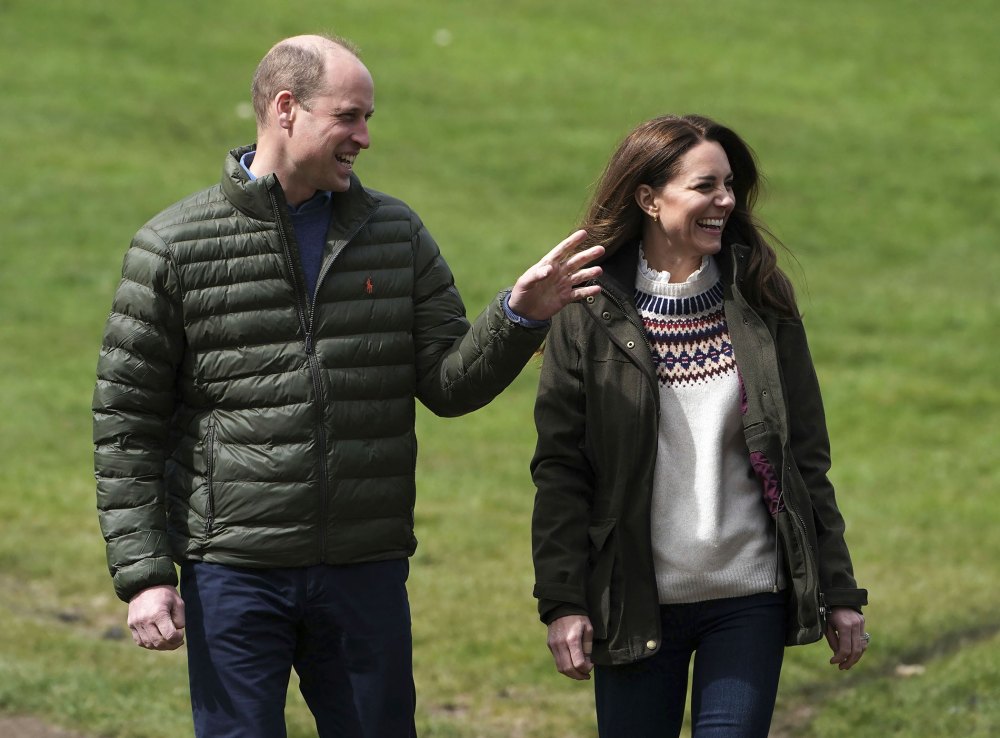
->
xmin=825 ymin=606 xmax=868 ymax=670
xmin=547 ymin=614 xmax=595 ymax=680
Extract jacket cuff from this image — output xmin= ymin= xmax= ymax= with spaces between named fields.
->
xmin=501 ymin=289 xmax=551 ymax=329
xmin=824 ymin=587 xmax=868 ymax=612
xmin=538 ymin=599 xmax=589 ymax=625
xmin=113 ymin=557 xmax=179 ymax=603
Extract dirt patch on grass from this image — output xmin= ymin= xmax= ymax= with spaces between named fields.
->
xmin=0 ymin=716 xmax=89 ymax=738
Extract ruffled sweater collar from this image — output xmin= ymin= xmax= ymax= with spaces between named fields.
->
xmin=636 ymin=246 xmax=719 ymax=297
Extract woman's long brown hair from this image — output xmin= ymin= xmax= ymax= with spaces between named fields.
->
xmin=580 ymin=115 xmax=799 ymax=318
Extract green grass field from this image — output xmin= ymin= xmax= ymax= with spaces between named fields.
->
xmin=1 ymin=0 xmax=998 ymax=735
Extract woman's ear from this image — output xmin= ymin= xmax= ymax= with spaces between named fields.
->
xmin=635 ymin=185 xmax=655 ymax=212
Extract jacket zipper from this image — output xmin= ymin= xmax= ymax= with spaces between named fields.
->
xmin=270 ymin=190 xmax=376 ymax=561
xmin=205 ymin=417 xmax=216 ymax=534
xmin=302 ymin=216 xmax=374 ymax=558
xmin=772 ymin=516 xmax=780 ymax=593
xmin=307 ymin=216 xmax=373 ymax=338
xmin=269 ymin=189 xmax=332 ymax=560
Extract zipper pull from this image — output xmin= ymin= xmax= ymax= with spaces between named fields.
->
xmin=305 ymin=333 xmax=314 ymax=354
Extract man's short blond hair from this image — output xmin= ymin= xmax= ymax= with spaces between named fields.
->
xmin=250 ymin=34 xmax=361 ymax=126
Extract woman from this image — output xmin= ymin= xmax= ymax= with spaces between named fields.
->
xmin=530 ymin=115 xmax=868 ymax=737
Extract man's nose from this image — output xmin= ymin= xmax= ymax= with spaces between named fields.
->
xmin=354 ymin=121 xmax=370 ymax=149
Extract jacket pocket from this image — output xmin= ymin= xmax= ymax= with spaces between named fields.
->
xmin=586 ymin=518 xmax=617 ymax=641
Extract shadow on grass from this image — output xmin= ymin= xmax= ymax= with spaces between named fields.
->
xmin=772 ymin=621 xmax=1000 ymax=736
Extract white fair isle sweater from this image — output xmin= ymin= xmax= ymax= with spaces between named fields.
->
xmin=636 ymin=251 xmax=784 ymax=604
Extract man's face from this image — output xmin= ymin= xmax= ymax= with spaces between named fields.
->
xmin=288 ymin=53 xmax=374 ymax=194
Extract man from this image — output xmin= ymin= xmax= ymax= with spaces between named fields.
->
xmin=94 ymin=34 xmax=602 ymax=737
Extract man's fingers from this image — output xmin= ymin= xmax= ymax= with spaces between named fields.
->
xmin=129 ymin=624 xmax=144 ymax=648
xmin=570 ymin=266 xmax=603 ymax=286
xmin=127 ymin=610 xmax=152 ymax=648
xmin=541 ymin=229 xmax=589 ymax=263
xmin=171 ymin=596 xmax=186 ymax=630
xmin=130 ymin=619 xmax=182 ymax=650
xmin=156 ymin=614 xmax=185 ymax=649
xmin=571 ymin=284 xmax=603 ymax=301
xmin=519 ymin=262 xmax=601 ymax=295
xmin=561 ymin=244 xmax=605 ymax=272
xmin=513 ymin=263 xmax=551 ymax=292
xmin=132 ymin=623 xmax=161 ymax=650
xmin=127 ymin=586 xmax=187 ymax=651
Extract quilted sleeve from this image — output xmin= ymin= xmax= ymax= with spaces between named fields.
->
xmin=410 ymin=220 xmax=547 ymax=417
xmin=93 ymin=226 xmax=185 ymax=602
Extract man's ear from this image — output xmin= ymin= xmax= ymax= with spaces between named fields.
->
xmin=274 ymin=91 xmax=295 ymax=130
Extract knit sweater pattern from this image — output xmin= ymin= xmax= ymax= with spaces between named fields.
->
xmin=636 ymin=251 xmax=783 ymax=604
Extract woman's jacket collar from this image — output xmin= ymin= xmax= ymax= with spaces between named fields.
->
xmin=597 ymin=240 xmax=751 ymax=300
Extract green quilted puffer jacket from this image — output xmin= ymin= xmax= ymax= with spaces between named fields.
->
xmin=94 ymin=145 xmax=547 ymax=603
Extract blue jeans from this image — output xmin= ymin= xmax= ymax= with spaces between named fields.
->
xmin=594 ymin=592 xmax=786 ymax=738
xmin=180 ymin=559 xmax=416 ymax=738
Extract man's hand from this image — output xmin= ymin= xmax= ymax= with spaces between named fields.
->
xmin=508 ymin=230 xmax=604 ymax=322
xmin=825 ymin=606 xmax=867 ymax=670
xmin=547 ymin=614 xmax=595 ymax=680
xmin=127 ymin=585 xmax=186 ymax=651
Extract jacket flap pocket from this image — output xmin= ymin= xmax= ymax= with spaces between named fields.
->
xmin=743 ymin=421 xmax=772 ymax=453
xmin=588 ymin=518 xmax=616 ymax=551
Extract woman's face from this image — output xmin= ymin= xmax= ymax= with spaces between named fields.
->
xmin=638 ymin=140 xmax=736 ymax=267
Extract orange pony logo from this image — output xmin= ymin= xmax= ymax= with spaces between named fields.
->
xmin=365 ymin=277 xmax=374 ymax=295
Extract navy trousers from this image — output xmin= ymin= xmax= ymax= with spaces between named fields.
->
xmin=594 ymin=592 xmax=786 ymax=738
xmin=180 ymin=559 xmax=416 ymax=738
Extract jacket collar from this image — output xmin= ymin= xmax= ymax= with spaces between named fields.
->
xmin=220 ymin=145 xmax=379 ymax=234
xmin=598 ymin=240 xmax=640 ymax=304
xmin=599 ymin=239 xmax=751 ymax=299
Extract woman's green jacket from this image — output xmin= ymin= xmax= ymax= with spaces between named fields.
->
xmin=531 ymin=241 xmax=867 ymax=665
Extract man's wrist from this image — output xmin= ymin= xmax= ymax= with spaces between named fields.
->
xmin=502 ymin=290 xmax=550 ymax=328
